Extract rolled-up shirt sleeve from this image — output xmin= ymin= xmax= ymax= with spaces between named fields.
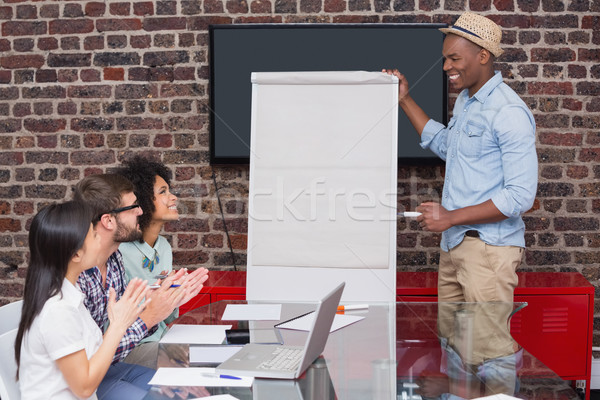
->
xmin=490 ymin=105 xmax=538 ymax=218
xmin=420 ymin=118 xmax=450 ymax=161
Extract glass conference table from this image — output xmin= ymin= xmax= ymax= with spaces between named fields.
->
xmin=143 ymin=300 xmax=580 ymax=400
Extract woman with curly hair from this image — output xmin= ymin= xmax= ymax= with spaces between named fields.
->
xmin=116 ymin=156 xmax=179 ymax=283
xmin=116 ymin=155 xmax=208 ymax=366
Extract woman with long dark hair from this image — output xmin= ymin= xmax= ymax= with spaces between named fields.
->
xmin=15 ymin=201 xmax=150 ymax=399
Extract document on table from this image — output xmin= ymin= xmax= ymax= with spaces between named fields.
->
xmin=189 ymin=345 xmax=244 ymax=364
xmin=473 ymin=395 xmax=521 ymax=400
xmin=160 ymin=325 xmax=232 ymax=344
xmin=221 ymin=304 xmax=281 ymax=321
xmin=276 ymin=312 xmax=364 ymax=332
xmin=149 ymin=367 xmax=253 ymax=387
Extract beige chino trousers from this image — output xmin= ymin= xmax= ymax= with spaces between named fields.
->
xmin=437 ymin=236 xmax=524 ymax=366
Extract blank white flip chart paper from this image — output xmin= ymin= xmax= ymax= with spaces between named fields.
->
xmin=246 ymin=71 xmax=398 ymax=302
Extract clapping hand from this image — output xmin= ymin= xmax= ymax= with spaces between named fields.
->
xmin=107 ymin=277 xmax=150 ymax=332
xmin=176 ymin=267 xmax=209 ymax=308
xmin=140 ymin=270 xmax=187 ymax=328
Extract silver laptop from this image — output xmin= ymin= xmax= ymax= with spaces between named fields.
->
xmin=216 ymin=282 xmax=345 ymax=379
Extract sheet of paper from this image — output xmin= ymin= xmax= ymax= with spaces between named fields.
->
xmin=277 ymin=312 xmax=364 ymax=332
xmin=149 ymin=367 xmax=253 ymax=387
xmin=221 ymin=304 xmax=281 ymax=321
xmin=160 ymin=325 xmax=232 ymax=344
xmin=189 ymin=346 xmax=244 ymax=364
xmin=249 ymin=72 xmax=396 ymax=270
xmin=250 ymin=328 xmax=283 ymax=344
xmin=473 ymin=395 xmax=521 ymax=400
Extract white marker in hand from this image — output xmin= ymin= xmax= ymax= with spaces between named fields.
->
xmin=401 ymin=211 xmax=422 ymax=217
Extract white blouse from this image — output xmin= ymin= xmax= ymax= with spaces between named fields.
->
xmin=19 ymin=279 xmax=102 ymax=400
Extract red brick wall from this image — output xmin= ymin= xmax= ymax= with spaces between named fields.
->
xmin=0 ymin=0 xmax=598 ymax=325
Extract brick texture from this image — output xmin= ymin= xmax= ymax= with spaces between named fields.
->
xmin=0 ymin=0 xmax=597 ymax=343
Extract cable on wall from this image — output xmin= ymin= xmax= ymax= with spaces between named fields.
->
xmin=211 ymin=168 xmax=238 ymax=271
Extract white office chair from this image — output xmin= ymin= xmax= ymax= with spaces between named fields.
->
xmin=0 ymin=300 xmax=23 ymax=335
xmin=0 ymin=329 xmax=20 ymax=400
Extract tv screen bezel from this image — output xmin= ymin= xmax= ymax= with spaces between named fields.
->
xmin=208 ymin=23 xmax=448 ymax=166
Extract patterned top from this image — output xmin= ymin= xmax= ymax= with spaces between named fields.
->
xmin=77 ymin=250 xmax=155 ymax=363
xmin=119 ymin=236 xmax=173 ymax=283
xmin=119 ymin=236 xmax=177 ymax=344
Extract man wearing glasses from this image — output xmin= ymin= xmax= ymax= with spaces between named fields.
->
xmin=73 ymin=173 xmax=209 ymax=398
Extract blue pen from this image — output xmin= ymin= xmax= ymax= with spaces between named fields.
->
xmin=200 ymin=373 xmax=242 ymax=380
xmin=219 ymin=374 xmax=242 ymax=380
xmin=148 ymin=284 xmax=181 ymax=289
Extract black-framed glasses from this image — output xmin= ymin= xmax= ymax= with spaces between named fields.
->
xmin=93 ymin=204 xmax=141 ymax=223
xmin=110 ymin=204 xmax=141 ymax=214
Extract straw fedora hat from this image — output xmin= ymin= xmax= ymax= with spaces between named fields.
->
xmin=439 ymin=12 xmax=504 ymax=57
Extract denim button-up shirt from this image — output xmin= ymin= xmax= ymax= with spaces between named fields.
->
xmin=420 ymin=71 xmax=538 ymax=252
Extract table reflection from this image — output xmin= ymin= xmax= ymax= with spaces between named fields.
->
xmin=415 ymin=302 xmax=523 ymax=399
xmin=144 ymin=301 xmax=579 ymax=400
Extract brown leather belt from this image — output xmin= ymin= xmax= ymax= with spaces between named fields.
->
xmin=465 ymin=230 xmax=480 ymax=238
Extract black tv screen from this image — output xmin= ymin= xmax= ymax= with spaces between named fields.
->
xmin=209 ymin=24 xmax=447 ymax=165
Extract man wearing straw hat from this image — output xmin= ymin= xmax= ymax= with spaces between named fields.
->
xmin=385 ymin=13 xmax=537 ymax=397
xmin=384 ymin=12 xmax=538 ymax=305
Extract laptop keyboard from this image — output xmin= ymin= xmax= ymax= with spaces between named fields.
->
xmin=257 ymin=347 xmax=303 ymax=371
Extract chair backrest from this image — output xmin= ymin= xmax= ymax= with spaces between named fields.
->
xmin=0 ymin=301 xmax=23 ymax=336
xmin=0 ymin=329 xmax=20 ymax=400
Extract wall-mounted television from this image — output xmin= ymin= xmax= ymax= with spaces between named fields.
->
xmin=209 ymin=24 xmax=447 ymax=165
